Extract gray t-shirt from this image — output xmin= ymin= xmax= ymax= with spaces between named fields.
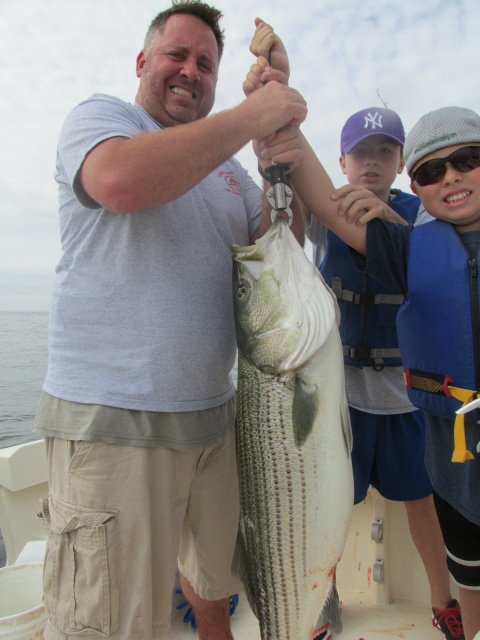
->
xmin=39 ymin=94 xmax=262 ymax=443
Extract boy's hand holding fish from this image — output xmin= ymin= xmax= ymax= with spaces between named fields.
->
xmin=332 ymin=184 xmax=408 ymax=226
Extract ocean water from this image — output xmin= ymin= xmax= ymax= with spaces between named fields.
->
xmin=0 ymin=312 xmax=239 ymax=451
xmin=0 ymin=311 xmax=49 ymax=449
xmin=0 ymin=311 xmax=239 ymax=564
xmin=0 ymin=312 xmax=49 ymax=565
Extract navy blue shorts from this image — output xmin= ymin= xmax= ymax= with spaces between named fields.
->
xmin=350 ymin=407 xmax=432 ymax=504
xmin=433 ymin=490 xmax=480 ymax=589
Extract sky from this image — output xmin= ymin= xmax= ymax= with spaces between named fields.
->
xmin=1 ymin=0 xmax=479 ymax=311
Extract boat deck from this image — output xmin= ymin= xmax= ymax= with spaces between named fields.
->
xmin=0 ymin=442 xmax=452 ymax=640
xmin=0 ymin=525 xmax=441 ymax=640
xmin=165 ymin=588 xmax=440 ymax=640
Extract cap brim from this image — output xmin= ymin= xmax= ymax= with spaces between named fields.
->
xmin=342 ymin=133 xmax=404 ymax=154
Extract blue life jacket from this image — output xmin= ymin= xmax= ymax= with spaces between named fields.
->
xmin=397 ymin=219 xmax=480 ymax=420
xmin=320 ymin=190 xmax=419 ymax=369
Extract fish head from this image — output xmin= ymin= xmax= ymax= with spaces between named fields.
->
xmin=232 ymin=218 xmax=337 ymax=374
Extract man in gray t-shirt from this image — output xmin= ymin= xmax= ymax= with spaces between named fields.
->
xmin=34 ymin=5 xmax=307 ymax=640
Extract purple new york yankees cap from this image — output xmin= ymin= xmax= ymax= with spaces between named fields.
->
xmin=340 ymin=107 xmax=405 ymax=154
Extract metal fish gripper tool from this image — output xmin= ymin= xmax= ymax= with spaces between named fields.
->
xmin=265 ymin=162 xmax=293 ymax=226
xmin=261 ymin=48 xmax=293 ymax=226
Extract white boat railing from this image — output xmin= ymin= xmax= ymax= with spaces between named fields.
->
xmin=0 ymin=440 xmax=48 ymax=566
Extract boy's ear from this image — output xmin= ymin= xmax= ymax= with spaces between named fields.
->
xmin=410 ymin=181 xmax=419 ymax=195
xmin=339 ymin=154 xmax=347 ymax=175
xmin=397 ymin=155 xmax=406 ymax=175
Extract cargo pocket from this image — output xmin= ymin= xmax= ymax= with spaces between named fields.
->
xmin=38 ymin=495 xmax=119 ymax=637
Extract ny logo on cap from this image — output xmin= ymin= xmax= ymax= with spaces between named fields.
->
xmin=364 ymin=112 xmax=383 ymax=130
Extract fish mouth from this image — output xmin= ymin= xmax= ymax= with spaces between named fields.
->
xmin=232 ymin=242 xmax=258 ymax=257
xmin=232 ymin=218 xmax=288 ymax=261
xmin=232 ymin=237 xmax=267 ymax=265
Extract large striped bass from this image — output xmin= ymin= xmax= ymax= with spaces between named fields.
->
xmin=231 ymin=217 xmax=353 ymax=640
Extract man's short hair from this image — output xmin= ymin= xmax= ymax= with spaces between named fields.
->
xmin=145 ymin=0 xmax=225 ymax=59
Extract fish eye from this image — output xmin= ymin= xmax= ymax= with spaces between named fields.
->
xmin=235 ymin=278 xmax=251 ymax=300
xmin=236 ymin=284 xmax=249 ymax=299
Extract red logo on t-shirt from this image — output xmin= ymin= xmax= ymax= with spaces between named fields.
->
xmin=217 ymin=170 xmax=242 ymax=196
xmin=225 ymin=175 xmax=240 ymax=192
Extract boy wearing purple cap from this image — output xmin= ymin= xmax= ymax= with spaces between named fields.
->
xmin=307 ymin=108 xmax=462 ymax=640
xmin=289 ymin=105 xmax=480 ymax=640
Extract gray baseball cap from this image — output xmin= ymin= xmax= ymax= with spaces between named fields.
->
xmin=405 ymin=106 xmax=480 ymax=175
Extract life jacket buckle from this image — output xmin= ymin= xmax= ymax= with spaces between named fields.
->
xmin=456 ymin=393 xmax=480 ymax=415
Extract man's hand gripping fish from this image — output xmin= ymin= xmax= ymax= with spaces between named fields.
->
xmin=232 ymin=217 xmax=353 ymax=640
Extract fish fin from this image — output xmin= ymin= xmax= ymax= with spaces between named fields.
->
xmin=231 ymin=529 xmax=258 ymax=618
xmin=292 ymin=375 xmax=318 ymax=447
xmin=315 ymin=573 xmax=342 ymax=634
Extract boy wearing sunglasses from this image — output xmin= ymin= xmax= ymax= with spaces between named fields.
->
xmin=290 ymin=106 xmax=480 ymax=640
xmin=307 ymin=108 xmax=460 ymax=640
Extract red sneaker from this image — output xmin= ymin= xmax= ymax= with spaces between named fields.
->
xmin=431 ymin=599 xmax=465 ymax=640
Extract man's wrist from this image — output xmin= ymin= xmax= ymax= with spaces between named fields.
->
xmin=258 ymin=162 xmax=271 ymax=182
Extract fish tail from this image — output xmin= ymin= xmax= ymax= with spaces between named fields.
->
xmin=315 ymin=572 xmax=342 ymax=634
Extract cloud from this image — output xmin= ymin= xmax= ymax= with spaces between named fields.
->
xmin=1 ymin=0 xmax=479 ymax=309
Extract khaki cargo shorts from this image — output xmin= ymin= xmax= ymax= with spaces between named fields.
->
xmin=39 ymin=430 xmax=242 ymax=640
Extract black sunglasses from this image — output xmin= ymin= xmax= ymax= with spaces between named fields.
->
xmin=410 ymin=145 xmax=480 ymax=186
